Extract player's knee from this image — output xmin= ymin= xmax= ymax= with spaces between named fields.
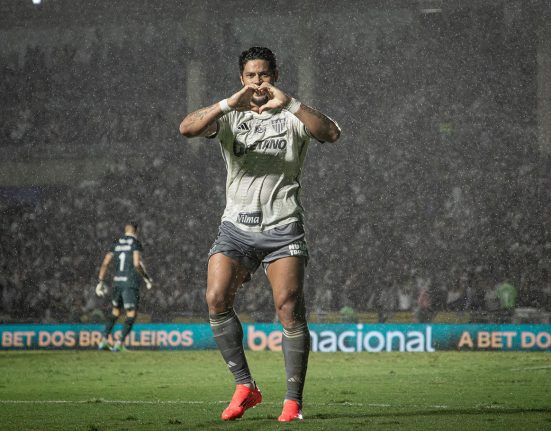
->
xmin=205 ymin=289 xmax=231 ymax=313
xmin=276 ymin=302 xmax=306 ymax=327
xmin=126 ymin=308 xmax=137 ymax=318
xmin=278 ymin=314 xmax=307 ymax=329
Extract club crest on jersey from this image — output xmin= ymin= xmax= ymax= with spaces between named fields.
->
xmin=237 ymin=211 xmax=262 ymax=226
xmin=271 ymin=118 xmax=287 ymax=134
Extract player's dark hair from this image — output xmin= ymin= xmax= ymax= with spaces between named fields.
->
xmin=239 ymin=47 xmax=277 ymax=74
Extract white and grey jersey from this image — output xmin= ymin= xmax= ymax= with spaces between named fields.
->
xmin=214 ymin=108 xmax=312 ymax=232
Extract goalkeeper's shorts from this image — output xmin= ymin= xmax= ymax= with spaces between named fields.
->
xmin=208 ymin=221 xmax=309 ymax=281
xmin=111 ymin=284 xmax=140 ymax=310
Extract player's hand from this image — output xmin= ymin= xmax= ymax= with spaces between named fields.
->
xmin=257 ymin=82 xmax=291 ymax=113
xmin=95 ymin=281 xmax=107 ymax=297
xmin=227 ymin=85 xmax=259 ymax=111
xmin=145 ymin=279 xmax=154 ymax=290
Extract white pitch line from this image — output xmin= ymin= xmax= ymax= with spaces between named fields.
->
xmin=0 ymin=400 xmax=396 ymax=407
xmin=0 ymin=399 xmax=466 ymax=410
xmin=0 ymin=400 xmax=215 ymax=405
xmin=510 ymin=365 xmax=551 ymax=371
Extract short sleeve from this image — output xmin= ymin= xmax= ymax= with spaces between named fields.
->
xmin=133 ymin=239 xmax=144 ymax=253
xmin=288 ymin=113 xmax=313 ymax=143
xmin=109 ymin=240 xmax=117 ymax=254
xmin=215 ymin=114 xmax=234 ymax=143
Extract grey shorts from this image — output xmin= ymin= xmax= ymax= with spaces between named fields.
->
xmin=208 ymin=221 xmax=309 ymax=278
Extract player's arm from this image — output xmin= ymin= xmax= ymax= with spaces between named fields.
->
xmin=179 ymin=84 xmax=260 ymax=138
xmin=98 ymin=253 xmax=113 ymax=282
xmin=257 ymin=82 xmax=341 ymax=143
xmin=178 ymin=103 xmax=221 ymax=138
xmin=294 ymin=103 xmax=341 ymax=143
xmin=95 ymin=253 xmax=112 ymax=297
xmin=133 ymin=250 xmax=153 ymax=289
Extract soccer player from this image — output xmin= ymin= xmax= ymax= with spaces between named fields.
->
xmin=95 ymin=222 xmax=153 ymax=352
xmin=179 ymin=47 xmax=341 ymax=422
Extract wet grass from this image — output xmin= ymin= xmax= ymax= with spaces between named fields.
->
xmin=1 ymin=350 xmax=550 ymax=430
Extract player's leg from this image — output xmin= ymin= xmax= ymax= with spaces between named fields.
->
xmin=207 ymin=253 xmax=262 ymax=420
xmin=267 ymin=256 xmax=309 ymax=422
xmin=99 ymin=307 xmax=120 ymax=350
xmin=112 ymin=287 xmax=139 ymax=352
xmin=117 ymin=308 xmax=136 ymax=347
xmin=99 ymin=286 xmax=123 ymax=350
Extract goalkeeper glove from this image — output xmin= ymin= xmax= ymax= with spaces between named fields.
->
xmin=95 ymin=280 xmax=107 ymax=297
xmin=145 ymin=278 xmax=153 ymax=290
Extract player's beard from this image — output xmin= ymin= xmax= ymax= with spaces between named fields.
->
xmin=251 ymin=94 xmax=269 ymax=107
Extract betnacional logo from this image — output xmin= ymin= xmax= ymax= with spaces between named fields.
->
xmin=247 ymin=324 xmax=436 ymax=353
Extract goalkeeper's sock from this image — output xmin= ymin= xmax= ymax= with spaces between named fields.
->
xmin=120 ymin=316 xmax=136 ymax=342
xmin=282 ymin=322 xmax=310 ymax=403
xmin=210 ymin=308 xmax=252 ymax=385
xmin=103 ymin=313 xmax=118 ymax=338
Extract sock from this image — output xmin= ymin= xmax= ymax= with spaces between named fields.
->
xmin=103 ymin=314 xmax=118 ymax=339
xmin=210 ymin=309 xmax=252 ymax=385
xmin=120 ymin=316 xmax=136 ymax=343
xmin=282 ymin=322 xmax=310 ymax=403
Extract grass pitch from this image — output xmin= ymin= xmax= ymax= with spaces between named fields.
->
xmin=1 ymin=350 xmax=550 ymax=430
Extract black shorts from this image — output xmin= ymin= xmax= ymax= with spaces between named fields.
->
xmin=111 ymin=284 xmax=140 ymax=310
xmin=208 ymin=221 xmax=309 ymax=277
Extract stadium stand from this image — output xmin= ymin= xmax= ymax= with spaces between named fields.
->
xmin=1 ymin=1 xmax=550 ymax=324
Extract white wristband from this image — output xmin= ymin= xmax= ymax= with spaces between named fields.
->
xmin=284 ymin=97 xmax=301 ymax=114
xmin=219 ymin=99 xmax=233 ymax=114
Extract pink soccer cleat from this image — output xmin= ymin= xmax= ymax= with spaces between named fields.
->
xmin=221 ymin=383 xmax=262 ymax=421
xmin=278 ymin=399 xmax=303 ymax=422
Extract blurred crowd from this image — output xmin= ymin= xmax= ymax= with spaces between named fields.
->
xmin=1 ymin=2 xmax=551 ymax=323
xmin=1 ymin=146 xmax=549 ymax=324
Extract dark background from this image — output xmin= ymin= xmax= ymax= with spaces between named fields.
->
xmin=1 ymin=0 xmax=550 ymax=323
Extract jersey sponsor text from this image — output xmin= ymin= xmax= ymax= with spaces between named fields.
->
xmin=237 ymin=211 xmax=262 ymax=226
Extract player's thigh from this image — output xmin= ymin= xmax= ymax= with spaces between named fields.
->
xmin=111 ymin=285 xmax=124 ymax=308
xmin=266 ymin=256 xmax=306 ymax=322
xmin=207 ymin=253 xmax=250 ymax=312
xmin=121 ymin=286 xmax=139 ymax=310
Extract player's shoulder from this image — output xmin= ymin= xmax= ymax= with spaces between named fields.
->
xmin=226 ymin=110 xmax=251 ymax=125
xmin=271 ymin=108 xmax=301 ymax=124
xmin=217 ymin=111 xmax=253 ymax=139
xmin=131 ymin=237 xmax=144 ymax=251
xmin=273 ymin=108 xmax=310 ymax=137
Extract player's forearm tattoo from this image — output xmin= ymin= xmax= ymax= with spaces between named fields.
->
xmin=188 ymin=105 xmax=217 ymax=125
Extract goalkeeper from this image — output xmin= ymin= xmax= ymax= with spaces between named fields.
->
xmin=94 ymin=222 xmax=153 ymax=352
